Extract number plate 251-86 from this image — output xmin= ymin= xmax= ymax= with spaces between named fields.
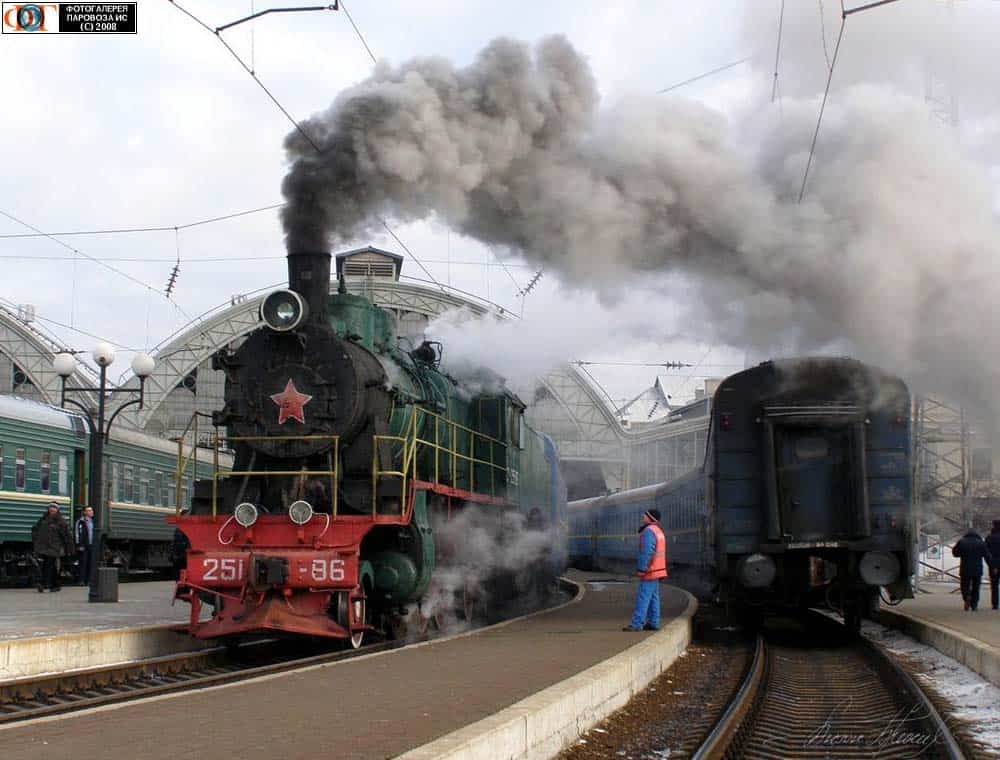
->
xmin=188 ymin=552 xmax=358 ymax=588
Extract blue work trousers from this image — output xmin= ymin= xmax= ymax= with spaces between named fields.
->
xmin=631 ymin=579 xmax=660 ymax=630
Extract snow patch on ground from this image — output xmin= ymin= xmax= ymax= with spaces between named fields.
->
xmin=861 ymin=620 xmax=1000 ymax=757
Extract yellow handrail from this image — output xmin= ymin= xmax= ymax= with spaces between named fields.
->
xmin=210 ymin=433 xmax=339 ymax=516
xmin=372 ymin=406 xmax=509 ymax=511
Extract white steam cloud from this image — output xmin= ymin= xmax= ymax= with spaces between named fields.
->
xmin=282 ymin=30 xmax=1000 ymax=416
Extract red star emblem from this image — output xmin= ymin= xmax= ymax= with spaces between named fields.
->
xmin=270 ymin=379 xmax=313 ymax=425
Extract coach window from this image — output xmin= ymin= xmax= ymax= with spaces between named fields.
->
xmin=153 ymin=472 xmax=162 ymax=506
xmin=15 ymin=448 xmax=25 ymax=491
xmin=0 ymin=446 xmax=4 ymax=488
xmin=140 ymin=469 xmax=150 ymax=504
xmin=40 ymin=452 xmax=51 ymax=494
xmin=111 ymin=462 xmax=121 ymax=501
xmin=58 ymin=455 xmax=68 ymax=496
xmin=124 ymin=465 xmax=134 ymax=503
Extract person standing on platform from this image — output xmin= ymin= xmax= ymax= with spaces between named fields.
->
xmin=952 ymin=528 xmax=993 ymax=611
xmin=624 ymin=508 xmax=668 ymax=632
xmin=986 ymin=520 xmax=1000 ymax=611
xmin=31 ymin=502 xmax=73 ymax=592
xmin=74 ymin=506 xmax=95 ymax=586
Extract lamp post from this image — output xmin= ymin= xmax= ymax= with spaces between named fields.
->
xmin=54 ymin=344 xmax=156 ymax=602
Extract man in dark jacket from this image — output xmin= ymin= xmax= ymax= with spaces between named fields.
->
xmin=986 ymin=520 xmax=1000 ymax=611
xmin=952 ymin=528 xmax=994 ymax=611
xmin=74 ymin=506 xmax=95 ymax=586
xmin=31 ymin=502 xmax=74 ymax=592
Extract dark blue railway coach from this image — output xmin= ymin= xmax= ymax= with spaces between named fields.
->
xmin=570 ymin=357 xmax=913 ymax=630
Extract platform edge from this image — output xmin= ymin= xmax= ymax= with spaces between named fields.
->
xmin=874 ymin=607 xmax=1000 ymax=688
xmin=395 ymin=588 xmax=698 ymax=760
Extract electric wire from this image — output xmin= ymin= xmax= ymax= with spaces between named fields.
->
xmin=819 ymin=0 xmax=832 ymax=71
xmin=167 ymin=0 xmax=323 ymax=153
xmin=798 ymin=0 xmax=903 ymax=202
xmin=798 ymin=11 xmax=846 ymax=202
xmin=772 ymin=0 xmax=786 ymax=103
xmin=380 ymin=221 xmax=448 ymax=292
xmin=657 ymin=57 xmax=752 ymax=94
xmin=0 ymin=202 xmax=285 ymax=239
xmin=339 ymin=0 xmax=376 ymax=65
xmin=0 ymin=208 xmax=191 ymax=320
xmin=0 ymin=296 xmax=141 ymax=351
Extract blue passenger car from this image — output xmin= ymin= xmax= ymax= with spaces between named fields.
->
xmin=570 ymin=358 xmax=914 ymax=631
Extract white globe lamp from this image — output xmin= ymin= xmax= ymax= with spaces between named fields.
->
xmin=92 ymin=342 xmax=116 ymax=368
xmin=131 ymin=353 xmax=156 ymax=378
xmin=53 ymin=352 xmax=77 ymax=378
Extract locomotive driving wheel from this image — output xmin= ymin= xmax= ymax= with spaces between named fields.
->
xmin=350 ymin=595 xmax=367 ymax=649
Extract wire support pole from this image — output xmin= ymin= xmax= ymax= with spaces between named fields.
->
xmin=844 ymin=0 xmax=901 ymax=16
xmin=215 ymin=4 xmax=337 ymax=33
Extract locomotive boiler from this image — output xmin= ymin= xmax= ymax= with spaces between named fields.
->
xmin=171 ymin=249 xmax=566 ymax=645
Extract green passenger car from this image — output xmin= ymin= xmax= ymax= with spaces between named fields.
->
xmin=0 ymin=394 xmax=224 ymax=581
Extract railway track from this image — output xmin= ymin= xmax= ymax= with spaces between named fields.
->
xmin=0 ymin=637 xmax=411 ymax=726
xmin=1 ymin=579 xmax=579 ymax=727
xmin=693 ymin=613 xmax=966 ymax=760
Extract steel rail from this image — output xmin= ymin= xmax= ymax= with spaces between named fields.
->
xmin=691 ymin=633 xmax=765 ymax=760
xmin=691 ymin=612 xmax=965 ymax=759
xmin=0 ymin=638 xmax=408 ymax=726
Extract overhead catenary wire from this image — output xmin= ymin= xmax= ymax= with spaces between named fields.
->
xmin=657 ymin=57 xmax=752 ymax=94
xmin=819 ymin=0 xmax=832 ymax=71
xmin=0 ymin=208 xmax=191 ymax=320
xmin=772 ymin=0 xmax=786 ymax=103
xmin=0 ymin=202 xmax=285 ymax=239
xmin=0 ymin=295 xmax=141 ymax=351
xmin=167 ymin=0 xmax=324 ymax=153
xmin=169 ymin=1 xmax=443 ymax=296
xmin=798 ymin=0 xmax=903 ymax=202
xmin=339 ymin=0 xmax=376 ymax=65
xmin=380 ymin=221 xmax=448 ymax=293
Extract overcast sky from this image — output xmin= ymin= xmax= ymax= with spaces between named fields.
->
xmin=2 ymin=0 xmax=997 ymax=406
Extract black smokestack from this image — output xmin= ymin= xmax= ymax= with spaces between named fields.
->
xmin=288 ymin=251 xmax=331 ymax=324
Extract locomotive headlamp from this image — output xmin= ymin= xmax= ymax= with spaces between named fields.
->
xmin=261 ymin=289 xmax=308 ymax=332
xmin=288 ymin=500 xmax=313 ymax=525
xmin=234 ymin=502 xmax=259 ymax=528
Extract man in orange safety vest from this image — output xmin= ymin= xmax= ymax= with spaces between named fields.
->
xmin=623 ymin=508 xmax=668 ymax=632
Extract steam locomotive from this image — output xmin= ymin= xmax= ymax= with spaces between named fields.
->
xmin=569 ymin=358 xmax=914 ymax=631
xmin=171 ymin=250 xmax=567 ymax=645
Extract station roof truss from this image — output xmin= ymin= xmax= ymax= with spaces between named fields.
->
xmin=0 ymin=304 xmax=96 ymax=406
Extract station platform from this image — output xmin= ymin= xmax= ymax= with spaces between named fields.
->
xmin=0 ymin=572 xmax=694 ymax=760
xmin=0 ymin=581 xmax=188 ymax=641
xmin=876 ymin=581 xmax=1000 ymax=687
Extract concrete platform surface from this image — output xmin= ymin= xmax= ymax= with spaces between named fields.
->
xmin=876 ymin=581 xmax=1000 ymax=688
xmin=0 ymin=582 xmax=186 ymax=641
xmin=0 ymin=573 xmax=689 ymax=760
xmin=893 ymin=582 xmax=1000 ymax=649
